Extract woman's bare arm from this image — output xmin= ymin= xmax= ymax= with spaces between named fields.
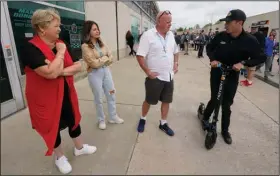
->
xmin=61 ymin=61 xmax=82 ymax=76
xmin=34 ymin=51 xmax=65 ymax=79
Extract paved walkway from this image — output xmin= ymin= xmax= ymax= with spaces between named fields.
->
xmin=1 ymin=52 xmax=279 ymax=175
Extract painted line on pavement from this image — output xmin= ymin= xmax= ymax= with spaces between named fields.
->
xmin=254 ymin=74 xmax=279 ymax=89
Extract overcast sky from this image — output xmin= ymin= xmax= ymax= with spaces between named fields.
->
xmin=157 ymin=1 xmax=279 ymax=29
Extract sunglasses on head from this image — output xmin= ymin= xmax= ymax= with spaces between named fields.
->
xmin=158 ymin=10 xmax=171 ymax=19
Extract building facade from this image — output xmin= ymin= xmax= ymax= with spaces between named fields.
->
xmin=203 ymin=10 xmax=279 ymax=40
xmin=0 ymin=1 xmax=159 ymax=119
xmin=85 ymin=1 xmax=158 ymax=61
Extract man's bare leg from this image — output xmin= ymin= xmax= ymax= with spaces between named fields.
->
xmin=142 ymin=101 xmax=150 ymax=118
xmin=161 ymin=102 xmax=169 ymax=120
xmin=241 ymin=67 xmax=254 ymax=86
xmin=247 ymin=69 xmax=254 ymax=84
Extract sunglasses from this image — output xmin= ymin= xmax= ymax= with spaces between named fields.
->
xmin=158 ymin=10 xmax=172 ymax=19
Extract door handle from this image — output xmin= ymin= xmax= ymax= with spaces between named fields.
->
xmin=4 ymin=48 xmax=13 ymax=61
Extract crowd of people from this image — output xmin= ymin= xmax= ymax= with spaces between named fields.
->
xmin=21 ymin=6 xmax=277 ymax=175
xmin=174 ymin=29 xmax=218 ymax=58
xmin=173 ymin=24 xmax=279 ymax=87
xmin=240 ymin=28 xmax=279 ymax=86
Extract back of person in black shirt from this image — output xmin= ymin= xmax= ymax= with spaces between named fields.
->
xmin=251 ymin=28 xmax=265 ymax=49
xmin=174 ymin=32 xmax=181 ymax=46
xmin=126 ymin=30 xmax=136 ymax=56
xmin=239 ymin=27 xmax=266 ymax=86
xmin=203 ymin=9 xmax=266 ymax=145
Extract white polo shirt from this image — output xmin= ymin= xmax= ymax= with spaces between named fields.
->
xmin=137 ymin=27 xmax=179 ymax=82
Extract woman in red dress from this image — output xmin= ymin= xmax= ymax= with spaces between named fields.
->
xmin=23 ymin=8 xmax=96 ymax=174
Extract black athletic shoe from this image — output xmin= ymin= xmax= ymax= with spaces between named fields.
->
xmin=137 ymin=119 xmax=146 ymax=133
xmin=222 ymin=131 xmax=232 ymax=145
xmin=201 ymin=120 xmax=210 ymax=131
xmin=159 ymin=122 xmax=174 ymax=136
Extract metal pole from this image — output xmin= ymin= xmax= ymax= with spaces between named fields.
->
xmin=210 ymin=13 xmax=213 ymax=33
xmin=115 ymin=1 xmax=120 ymax=61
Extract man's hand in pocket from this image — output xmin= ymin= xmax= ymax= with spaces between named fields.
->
xmin=146 ymin=70 xmax=159 ymax=79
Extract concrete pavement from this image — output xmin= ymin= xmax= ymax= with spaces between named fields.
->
xmin=1 ymin=52 xmax=279 ymax=175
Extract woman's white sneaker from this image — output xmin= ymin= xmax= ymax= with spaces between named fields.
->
xmin=74 ymin=144 xmax=97 ymax=156
xmin=55 ymin=155 xmax=72 ymax=174
xmin=98 ymin=121 xmax=106 ymax=130
xmin=108 ymin=116 xmax=124 ymax=124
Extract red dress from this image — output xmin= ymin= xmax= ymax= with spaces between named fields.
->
xmin=24 ymin=35 xmax=81 ymax=156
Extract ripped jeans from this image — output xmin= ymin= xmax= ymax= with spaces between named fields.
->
xmin=88 ymin=66 xmax=117 ymax=122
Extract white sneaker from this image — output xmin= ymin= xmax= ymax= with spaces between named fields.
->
xmin=74 ymin=144 xmax=97 ymax=156
xmin=108 ymin=115 xmax=124 ymax=124
xmin=55 ymin=155 xmax=72 ymax=174
xmin=98 ymin=121 xmax=106 ymax=130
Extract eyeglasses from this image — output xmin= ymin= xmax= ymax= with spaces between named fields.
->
xmin=158 ymin=10 xmax=171 ymax=20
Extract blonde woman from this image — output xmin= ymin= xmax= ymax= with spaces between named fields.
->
xmin=81 ymin=21 xmax=124 ymax=130
xmin=23 ymin=8 xmax=96 ymax=174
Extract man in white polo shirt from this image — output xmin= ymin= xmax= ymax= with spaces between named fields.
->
xmin=136 ymin=10 xmax=179 ymax=136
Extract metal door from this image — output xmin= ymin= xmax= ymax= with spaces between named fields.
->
xmin=1 ymin=2 xmax=24 ymax=119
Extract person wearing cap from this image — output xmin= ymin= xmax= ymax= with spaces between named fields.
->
xmin=202 ymin=9 xmax=266 ymax=144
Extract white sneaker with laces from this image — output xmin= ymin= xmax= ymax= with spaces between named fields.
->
xmin=108 ymin=115 xmax=124 ymax=124
xmin=98 ymin=121 xmax=106 ymax=130
xmin=74 ymin=144 xmax=97 ymax=156
xmin=55 ymin=155 xmax=72 ymax=174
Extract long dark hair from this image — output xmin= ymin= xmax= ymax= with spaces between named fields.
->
xmin=82 ymin=20 xmax=104 ymax=49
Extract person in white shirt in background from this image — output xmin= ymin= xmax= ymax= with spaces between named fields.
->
xmin=136 ymin=10 xmax=179 ymax=136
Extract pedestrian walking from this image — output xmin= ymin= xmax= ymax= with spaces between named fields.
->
xmin=180 ymin=32 xmax=186 ymax=51
xmin=184 ymin=31 xmax=190 ymax=55
xmin=197 ymin=30 xmax=206 ymax=58
xmin=126 ymin=30 xmax=137 ymax=56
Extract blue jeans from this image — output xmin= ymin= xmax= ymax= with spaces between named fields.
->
xmin=265 ymin=56 xmax=274 ymax=75
xmin=240 ymin=68 xmax=247 ymax=77
xmin=88 ymin=66 xmax=117 ymax=122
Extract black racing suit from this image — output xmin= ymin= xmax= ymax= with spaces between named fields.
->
xmin=204 ymin=30 xmax=266 ymax=132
